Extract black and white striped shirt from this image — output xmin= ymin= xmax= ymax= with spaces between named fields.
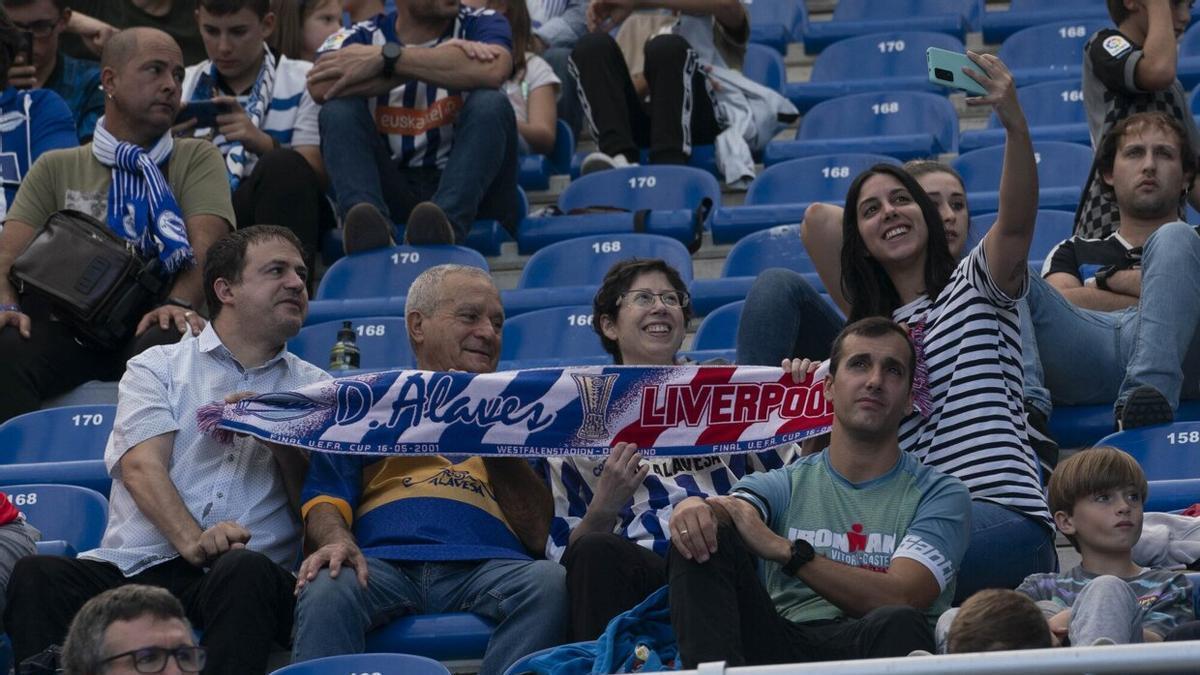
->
xmin=893 ymin=245 xmax=1052 ymax=526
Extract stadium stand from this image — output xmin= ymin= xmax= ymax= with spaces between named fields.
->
xmin=271 ymin=652 xmax=451 ymax=675
xmin=966 ymin=210 xmax=1075 ymax=268
xmin=785 ymin=31 xmax=966 ymax=113
xmin=1094 ymin=421 xmax=1200 ymax=512
xmin=498 ymin=306 xmax=610 ymax=370
xmin=692 ymin=224 xmax=826 ymax=315
xmin=959 ymin=79 xmax=1091 ymax=152
xmin=315 ymin=244 xmax=489 ymax=301
xmin=746 ymin=0 xmax=804 ymax=54
xmin=0 ymin=406 xmax=113 ymax=496
xmin=800 ymin=0 xmax=979 ymax=54
xmin=742 ymin=43 xmax=788 ymax=93
xmin=692 ymin=301 xmax=743 ymax=352
xmin=980 ymin=0 xmax=1109 ymax=44
xmin=951 ymin=141 xmax=1093 ymax=215
xmin=519 ymin=120 xmax=575 ymax=192
xmin=288 ymin=317 xmax=414 ymax=371
xmin=764 ymin=91 xmax=959 ymax=165
xmin=5 ymin=483 xmax=109 ymax=558
xmin=1176 ymin=21 xmax=1200 ymax=92
xmin=997 ymin=19 xmax=1113 ymax=87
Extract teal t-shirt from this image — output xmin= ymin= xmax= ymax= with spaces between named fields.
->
xmin=733 ymin=450 xmax=971 ymax=625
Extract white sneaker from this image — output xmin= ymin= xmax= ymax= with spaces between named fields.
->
xmin=581 ymin=151 xmax=637 ymax=175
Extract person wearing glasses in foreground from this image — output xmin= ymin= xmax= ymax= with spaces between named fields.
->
xmin=61 ymin=585 xmax=206 ymax=675
xmin=539 ymin=258 xmax=797 ymax=642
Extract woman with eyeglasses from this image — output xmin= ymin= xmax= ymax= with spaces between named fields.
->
xmin=538 ymin=258 xmax=796 ymax=642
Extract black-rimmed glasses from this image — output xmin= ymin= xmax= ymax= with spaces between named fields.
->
xmin=617 ymin=289 xmax=690 ymax=309
xmin=100 ymin=646 xmax=207 ymax=673
xmin=10 ymin=17 xmax=61 ymax=38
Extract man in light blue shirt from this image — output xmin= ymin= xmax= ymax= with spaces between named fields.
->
xmin=5 ymin=225 xmax=328 ymax=673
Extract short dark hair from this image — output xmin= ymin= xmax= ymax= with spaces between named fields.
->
xmin=196 ymin=0 xmax=271 ymax=18
xmin=592 ymin=258 xmax=692 ymax=364
xmin=203 ymin=225 xmax=304 ymax=319
xmin=828 ymin=316 xmax=916 ymax=388
xmin=1 ymin=0 xmax=68 ymax=13
xmin=1048 ymin=445 xmax=1148 ymax=550
xmin=61 ymin=585 xmax=192 ymax=675
xmin=1097 ymin=111 xmax=1197 ymax=185
xmin=947 ymin=589 xmax=1052 ymax=654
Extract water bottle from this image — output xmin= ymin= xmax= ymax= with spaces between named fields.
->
xmin=328 ymin=320 xmax=360 ymax=371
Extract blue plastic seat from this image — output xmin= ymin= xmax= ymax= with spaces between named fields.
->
xmin=1094 ymin=421 xmax=1200 ymax=512
xmin=520 ymin=166 xmax=719 ymax=254
xmin=998 ymin=20 xmax=1111 ymax=87
xmin=981 ymin=0 xmax=1108 ymax=43
xmin=0 ymin=406 xmax=115 ymax=496
xmin=960 ymin=79 xmax=1092 ymax=152
xmin=786 ymin=31 xmax=966 ymax=113
xmin=4 ymin=483 xmax=109 ymax=557
xmin=364 ymin=613 xmax=494 ymax=666
xmin=271 ymin=652 xmax=450 ymax=675
xmin=1174 ymin=22 xmax=1200 ymax=91
xmin=693 ymin=224 xmax=827 ymax=315
xmin=801 ymin=0 xmax=979 ymax=53
xmin=966 ymin=210 xmax=1075 ymax=268
xmin=288 ymin=317 xmax=414 ymax=371
xmin=711 ymin=153 xmax=899 ymax=243
xmin=748 ymin=0 xmax=802 ymax=54
xmin=498 ymin=305 xmax=612 ymax=370
xmin=1050 ymin=400 xmax=1200 ymax=451
xmin=692 ymin=301 xmax=744 ymax=351
xmin=743 ymin=43 xmax=787 ymax=93
xmin=952 ymin=141 xmax=1092 ymax=215
xmin=765 ymin=91 xmax=958 ymax=165
xmin=315 ymin=244 xmax=488 ymax=301
xmin=519 ymin=120 xmax=576 ymax=191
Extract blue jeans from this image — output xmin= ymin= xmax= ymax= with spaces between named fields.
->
xmin=735 ymin=269 xmax=845 ymax=365
xmin=319 ymin=88 xmax=520 ymax=241
xmin=954 ymin=501 xmax=1057 ymax=604
xmin=291 ymin=557 xmax=567 ymax=675
xmin=1025 ymin=221 xmax=1200 ymax=411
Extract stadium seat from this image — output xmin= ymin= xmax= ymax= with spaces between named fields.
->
xmin=952 ymin=141 xmax=1092 ymax=214
xmin=692 ymin=301 xmax=744 ymax=352
xmin=498 ymin=306 xmax=611 ymax=370
xmin=1050 ymin=400 xmax=1200 ymax=451
xmin=747 ymin=0 xmax=802 ymax=54
xmin=520 ymin=166 xmax=719 ymax=254
xmin=270 ymin=652 xmax=450 ymax=675
xmin=4 ymin=483 xmax=109 ymax=556
xmin=693 ymin=224 xmax=829 ymax=315
xmin=743 ymin=43 xmax=787 ymax=93
xmin=288 ymin=317 xmax=414 ymax=371
xmin=801 ymin=0 xmax=979 ymax=53
xmin=997 ymin=20 xmax=1112 ymax=87
xmin=504 ymin=234 xmax=695 ymax=317
xmin=1175 ymin=22 xmax=1200 ymax=91
xmin=785 ymin=31 xmax=966 ymax=113
xmin=315 ymin=244 xmax=488 ymax=301
xmin=711 ymin=153 xmax=900 ymax=243
xmin=981 ymin=0 xmax=1109 ymax=43
xmin=966 ymin=210 xmax=1075 ymax=268
xmin=764 ymin=91 xmax=959 ymax=165
xmin=0 ymin=406 xmax=114 ymax=496
xmin=1094 ymin=421 xmax=1200 ymax=512
xmin=365 ymin=614 xmax=494 ymax=670
xmin=518 ymin=120 xmax=575 ymax=191
xmin=960 ymin=79 xmax=1092 ymax=153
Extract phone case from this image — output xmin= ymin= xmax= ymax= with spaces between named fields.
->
xmin=926 ymin=47 xmax=988 ymax=96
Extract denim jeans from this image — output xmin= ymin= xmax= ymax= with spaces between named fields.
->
xmin=319 ymin=88 xmax=520 ymax=241
xmin=1025 ymin=221 xmax=1200 ymax=411
xmin=954 ymin=501 xmax=1057 ymax=605
xmin=735 ymin=269 xmax=845 ymax=365
xmin=291 ymin=557 xmax=567 ymax=675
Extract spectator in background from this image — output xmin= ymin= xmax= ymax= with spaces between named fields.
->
xmin=5 ymin=225 xmax=327 ymax=672
xmin=1077 ymin=0 xmax=1199 ymax=238
xmin=291 ymin=264 xmax=565 ymax=675
xmin=181 ymin=0 xmax=330 ymax=275
xmin=529 ymin=0 xmax=584 ymax=133
xmin=2 ymin=0 xmax=104 ymax=141
xmin=308 ymin=1 xmax=519 ymax=250
xmin=271 ymin=0 xmax=342 ymax=62
xmin=941 ymin=589 xmax=1052 ymax=654
xmin=342 ymin=0 xmax=385 ymax=24
xmin=0 ymin=491 xmax=37 ymax=635
xmin=61 ymin=1 xmax=206 ymax=64
xmin=60 ymin=585 xmax=203 ymax=675
xmin=0 ymin=28 xmax=231 ymax=422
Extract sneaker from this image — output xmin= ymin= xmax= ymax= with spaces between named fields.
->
xmin=1025 ymin=402 xmax=1059 ymax=480
xmin=1115 ymin=385 xmax=1174 ymax=431
xmin=343 ymin=203 xmax=394 ymax=254
xmin=580 ymin=151 xmax=636 ymax=175
xmin=403 ymin=201 xmax=455 ymax=245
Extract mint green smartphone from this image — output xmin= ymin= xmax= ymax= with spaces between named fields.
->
xmin=926 ymin=47 xmax=988 ymax=96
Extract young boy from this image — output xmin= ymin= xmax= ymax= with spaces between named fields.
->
xmin=1017 ymin=446 xmax=1193 ymax=646
xmin=945 ymin=589 xmax=1052 ymax=654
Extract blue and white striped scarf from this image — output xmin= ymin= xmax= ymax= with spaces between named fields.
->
xmin=189 ymin=44 xmax=276 ymax=190
xmin=91 ymin=118 xmax=193 ymax=274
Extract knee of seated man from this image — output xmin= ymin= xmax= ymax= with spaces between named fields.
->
xmin=643 ymin=34 xmax=691 ymax=67
xmin=318 ymin=97 xmax=367 ymax=132
xmin=460 ymin=88 xmax=513 ymax=124
xmin=207 ymin=548 xmax=278 ymax=581
xmin=519 ymin=559 xmax=567 ymax=599
xmin=571 ymin=31 xmax=618 ymax=62
xmin=563 ymin=531 xmax=628 ymax=566
xmin=1147 ymin=220 xmax=1200 ymax=252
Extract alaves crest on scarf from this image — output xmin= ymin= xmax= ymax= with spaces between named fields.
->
xmin=188 ymin=44 xmax=276 ymax=189
xmin=197 ymin=365 xmax=834 ymax=458
xmin=91 ymin=117 xmax=193 ymax=274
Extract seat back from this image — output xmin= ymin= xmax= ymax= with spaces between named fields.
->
xmin=270 ymin=653 xmax=450 ymax=675
xmin=831 ymin=0 xmax=979 ymax=25
xmin=0 ymin=405 xmax=115 ymax=464
xmin=986 ymin=79 xmax=1087 ymax=130
xmin=5 ymin=484 xmax=108 ymax=551
xmin=746 ymin=0 xmax=803 ymax=45
xmin=967 ymin=210 xmax=1076 ymax=264
xmin=798 ymin=91 xmax=959 ymax=154
xmin=558 ymin=165 xmax=721 ymax=214
xmin=998 ymin=20 xmax=1111 ymax=73
xmin=692 ymin=301 xmax=744 ymax=351
xmin=316 ymin=245 xmax=489 ymax=300
xmin=1095 ymin=422 xmax=1200 ymax=483
xmin=743 ymin=43 xmax=787 ymax=92
xmin=953 ymin=141 xmax=1093 ymax=192
xmin=288 ymin=317 xmax=414 ymax=370
xmin=517 ymin=234 xmax=694 ymax=289
xmin=499 ymin=306 xmax=609 ymax=363
xmin=1180 ymin=20 xmax=1200 ymax=59
xmin=721 ymin=225 xmax=817 ymax=276
xmin=809 ymin=31 xmax=964 ymax=83
xmin=746 ymin=154 xmax=900 ymax=207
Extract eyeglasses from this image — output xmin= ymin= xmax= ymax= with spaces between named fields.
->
xmin=100 ymin=646 xmax=207 ymax=673
xmin=617 ymin=289 xmax=690 ymax=309
xmin=11 ymin=17 xmax=61 ymax=38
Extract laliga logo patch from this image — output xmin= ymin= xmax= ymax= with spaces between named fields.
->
xmin=0 ymin=111 xmax=25 ymax=133
xmin=1103 ymin=34 xmax=1132 ymax=58
xmin=320 ymin=29 xmax=352 ymax=52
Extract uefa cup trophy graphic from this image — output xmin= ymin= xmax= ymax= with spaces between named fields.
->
xmin=571 ymin=373 xmax=619 ymax=440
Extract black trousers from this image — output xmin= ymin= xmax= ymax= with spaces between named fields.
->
xmin=0 ymin=297 xmax=182 ymax=423
xmin=570 ymin=32 xmax=721 ymax=165
xmin=232 ymin=147 xmax=334 ymax=266
xmin=4 ymin=549 xmax=295 ymax=674
xmin=668 ymin=525 xmax=935 ymax=668
xmin=562 ymin=532 xmax=667 ymax=642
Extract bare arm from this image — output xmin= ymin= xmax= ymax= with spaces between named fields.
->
xmin=519 ymin=84 xmax=559 ymax=156
xmin=295 ymin=502 xmax=370 ymax=591
xmin=485 ymin=457 xmax=554 ymax=556
xmin=172 ymin=214 xmax=231 ymax=310
xmin=119 ymin=433 xmax=209 ymax=566
xmin=1047 ymin=272 xmax=1139 ymax=311
xmin=308 ymin=43 xmax=513 ymax=104
xmin=1135 ymin=0 xmax=1181 ymax=91
xmin=800 ymin=202 xmax=850 ymax=315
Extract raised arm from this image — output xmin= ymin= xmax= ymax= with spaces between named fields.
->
xmin=800 ymin=202 xmax=850 ymax=315
xmin=1135 ymin=0 xmax=1183 ymax=91
xmin=307 ymin=42 xmax=513 ymax=104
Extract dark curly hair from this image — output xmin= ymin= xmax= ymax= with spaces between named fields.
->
xmin=592 ymin=258 xmax=692 ymax=364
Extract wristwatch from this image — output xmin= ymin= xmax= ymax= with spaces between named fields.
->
xmin=165 ymin=296 xmax=194 ymax=310
xmin=781 ymin=538 xmax=815 ymax=576
xmin=1094 ymin=266 xmax=1115 ymax=292
xmin=381 ymin=42 xmax=403 ymax=78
